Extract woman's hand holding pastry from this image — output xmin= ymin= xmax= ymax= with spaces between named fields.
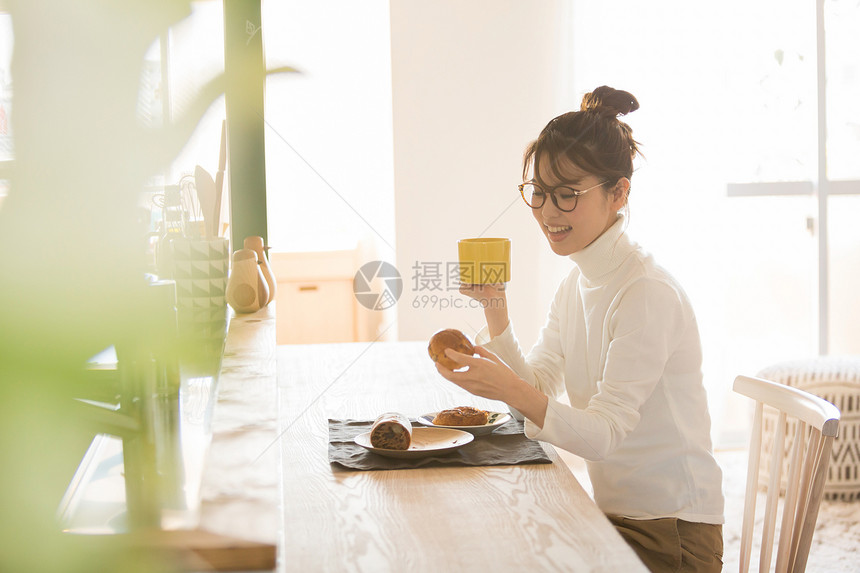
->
xmin=436 ymin=346 xmax=548 ymax=427
xmin=430 ymin=332 xmax=548 ymax=428
xmin=435 ymin=346 xmax=519 ymax=403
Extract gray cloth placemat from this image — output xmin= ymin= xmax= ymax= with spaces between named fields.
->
xmin=329 ymin=418 xmax=552 ymax=471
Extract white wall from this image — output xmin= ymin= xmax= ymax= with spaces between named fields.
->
xmin=390 ymin=0 xmax=569 ymax=348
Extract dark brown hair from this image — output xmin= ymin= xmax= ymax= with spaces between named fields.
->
xmin=523 ymin=86 xmax=642 ymax=193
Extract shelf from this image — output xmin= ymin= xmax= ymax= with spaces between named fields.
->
xmin=59 ymin=306 xmax=280 ymax=570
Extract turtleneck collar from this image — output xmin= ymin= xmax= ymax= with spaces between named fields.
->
xmin=568 ymin=213 xmax=636 ymax=283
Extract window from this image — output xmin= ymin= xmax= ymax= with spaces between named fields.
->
xmin=262 ymin=1 xmax=395 ymax=256
xmin=137 ymin=3 xmax=227 ymax=268
xmin=569 ymin=0 xmax=860 ymax=445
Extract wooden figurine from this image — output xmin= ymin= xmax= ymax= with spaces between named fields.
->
xmin=243 ymin=236 xmax=276 ymax=305
xmin=226 ymin=248 xmax=269 ymax=313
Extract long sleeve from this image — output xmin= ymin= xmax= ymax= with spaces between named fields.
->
xmin=478 ymin=275 xmax=572 ymax=401
xmin=472 ymin=215 xmax=724 ymax=522
xmin=530 ymin=277 xmax=688 ymax=460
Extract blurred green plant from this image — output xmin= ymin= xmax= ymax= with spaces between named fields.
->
xmin=0 ymin=1 xmax=292 ymax=571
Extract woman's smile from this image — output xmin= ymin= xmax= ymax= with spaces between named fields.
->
xmin=529 ymin=155 xmax=627 ymax=256
xmin=544 ymin=223 xmax=573 ymax=242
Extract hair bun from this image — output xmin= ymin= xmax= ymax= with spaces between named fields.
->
xmin=580 ymin=86 xmax=639 ymax=117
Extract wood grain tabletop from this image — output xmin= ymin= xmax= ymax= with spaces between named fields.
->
xmin=274 ymin=339 xmax=647 ymax=572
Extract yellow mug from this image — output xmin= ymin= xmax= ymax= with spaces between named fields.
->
xmin=458 ymin=237 xmax=511 ymax=285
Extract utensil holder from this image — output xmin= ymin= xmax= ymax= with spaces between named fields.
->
xmin=168 ymin=237 xmax=230 ymax=375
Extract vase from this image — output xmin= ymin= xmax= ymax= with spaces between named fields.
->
xmin=226 ymin=248 xmax=269 ymax=313
xmin=243 ymin=236 xmax=276 ymax=306
xmin=168 ymin=237 xmax=230 ymax=374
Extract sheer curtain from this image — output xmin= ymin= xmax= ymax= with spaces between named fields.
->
xmin=564 ymin=0 xmax=860 ymax=446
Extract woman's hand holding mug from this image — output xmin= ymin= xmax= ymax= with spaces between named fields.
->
xmin=458 ymin=237 xmax=511 ymax=337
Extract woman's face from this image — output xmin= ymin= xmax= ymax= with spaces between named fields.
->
xmin=531 ymin=156 xmax=625 ymax=257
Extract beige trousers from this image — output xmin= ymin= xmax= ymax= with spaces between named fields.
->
xmin=606 ymin=515 xmax=723 ymax=573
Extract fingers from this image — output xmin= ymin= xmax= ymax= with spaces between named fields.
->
xmin=437 ymin=350 xmax=482 ymax=380
xmin=459 ymin=284 xmax=491 ymax=302
xmin=459 ymin=284 xmax=477 ymax=297
xmin=443 ymin=346 xmax=503 ymax=372
xmin=434 ymin=361 xmax=473 ymax=390
xmin=435 ymin=359 xmax=483 ymax=393
xmin=473 ymin=345 xmax=502 ymax=364
xmin=458 ymin=283 xmax=507 ymax=299
xmin=434 ymin=361 xmax=454 ymax=378
xmin=435 ymin=348 xmax=515 ymax=403
xmin=444 ymin=347 xmax=478 ymax=368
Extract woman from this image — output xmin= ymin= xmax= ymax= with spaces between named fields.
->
xmin=436 ymin=86 xmax=725 ymax=572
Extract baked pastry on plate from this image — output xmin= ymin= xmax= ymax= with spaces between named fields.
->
xmin=433 ymin=406 xmax=488 ymax=426
xmin=369 ymin=412 xmax=412 ymax=450
xmin=417 ymin=409 xmax=512 ymax=436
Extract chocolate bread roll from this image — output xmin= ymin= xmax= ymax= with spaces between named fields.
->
xmin=369 ymin=412 xmax=413 ymax=450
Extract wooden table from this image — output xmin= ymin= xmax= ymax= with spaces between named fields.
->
xmin=275 ymin=340 xmax=648 ymax=572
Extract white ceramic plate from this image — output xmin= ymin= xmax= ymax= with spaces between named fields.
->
xmin=416 ymin=411 xmax=512 ymax=436
xmin=354 ymin=427 xmax=474 ymax=459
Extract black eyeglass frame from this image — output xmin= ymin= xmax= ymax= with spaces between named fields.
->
xmin=518 ymin=180 xmax=609 ymax=212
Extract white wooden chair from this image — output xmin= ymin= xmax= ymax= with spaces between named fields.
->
xmin=733 ymin=375 xmax=840 ymax=573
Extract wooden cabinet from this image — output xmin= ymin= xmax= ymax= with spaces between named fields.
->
xmin=270 ymin=249 xmax=358 ymax=344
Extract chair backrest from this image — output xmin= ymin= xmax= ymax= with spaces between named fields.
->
xmin=733 ymin=375 xmax=840 ymax=573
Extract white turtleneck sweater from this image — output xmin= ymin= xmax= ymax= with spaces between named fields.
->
xmin=480 ymin=215 xmax=724 ymax=523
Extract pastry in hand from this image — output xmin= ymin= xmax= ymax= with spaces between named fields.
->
xmin=433 ymin=406 xmax=489 ymax=426
xmin=428 ymin=328 xmax=475 ymax=370
xmin=369 ymin=412 xmax=412 ymax=450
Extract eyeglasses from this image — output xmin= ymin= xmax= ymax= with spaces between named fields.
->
xmin=518 ymin=180 xmax=608 ymax=212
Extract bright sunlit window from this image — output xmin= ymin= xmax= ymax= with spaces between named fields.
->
xmin=568 ymin=0 xmax=860 ymax=446
xmin=135 ymin=3 xmax=226 ymax=269
xmin=262 ymin=1 xmax=395 ymax=256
